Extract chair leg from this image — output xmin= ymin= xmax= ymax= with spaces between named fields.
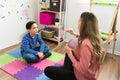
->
xmin=112 ymin=30 xmax=117 ymax=57
xmin=101 ymin=43 xmax=109 ymax=64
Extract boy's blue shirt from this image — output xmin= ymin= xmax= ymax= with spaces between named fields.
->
xmin=20 ymin=33 xmax=45 ymax=55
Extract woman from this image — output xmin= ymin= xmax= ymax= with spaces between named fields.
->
xmin=44 ymin=12 xmax=102 ymax=80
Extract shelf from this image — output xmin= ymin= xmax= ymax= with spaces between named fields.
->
xmin=40 ymin=10 xmax=65 ymax=14
xmin=42 ymin=36 xmax=64 ymax=43
xmin=42 ymin=37 xmax=58 ymax=42
xmin=40 ymin=24 xmax=64 ymax=28
xmin=39 ymin=0 xmax=66 ymax=45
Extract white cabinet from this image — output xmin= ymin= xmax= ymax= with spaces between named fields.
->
xmin=38 ymin=0 xmax=66 ymax=44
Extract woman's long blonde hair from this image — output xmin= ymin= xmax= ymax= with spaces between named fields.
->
xmin=78 ymin=12 xmax=102 ymax=61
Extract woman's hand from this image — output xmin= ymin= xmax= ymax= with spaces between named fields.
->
xmin=65 ymin=44 xmax=72 ymax=55
xmin=66 ymin=29 xmax=75 ymax=35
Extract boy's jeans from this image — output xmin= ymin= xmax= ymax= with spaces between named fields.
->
xmin=21 ymin=45 xmax=51 ymax=63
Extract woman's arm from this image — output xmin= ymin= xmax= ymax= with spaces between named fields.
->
xmin=65 ymin=44 xmax=92 ymax=75
xmin=73 ymin=46 xmax=92 ymax=73
xmin=66 ymin=29 xmax=79 ymax=38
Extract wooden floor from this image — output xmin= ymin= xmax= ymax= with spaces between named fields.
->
xmin=0 ymin=40 xmax=120 ymax=80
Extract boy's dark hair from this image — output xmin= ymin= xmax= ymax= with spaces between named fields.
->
xmin=26 ymin=21 xmax=36 ymax=30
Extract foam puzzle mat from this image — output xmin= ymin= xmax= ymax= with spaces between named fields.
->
xmin=0 ymin=48 xmax=65 ymax=80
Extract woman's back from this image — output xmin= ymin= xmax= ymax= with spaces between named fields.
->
xmin=73 ymin=38 xmax=100 ymax=80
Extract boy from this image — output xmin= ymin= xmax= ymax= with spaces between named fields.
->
xmin=20 ymin=21 xmax=51 ymax=63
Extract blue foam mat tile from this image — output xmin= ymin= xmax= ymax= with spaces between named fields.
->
xmin=8 ymin=48 xmax=22 ymax=58
xmin=36 ymin=73 xmax=52 ymax=80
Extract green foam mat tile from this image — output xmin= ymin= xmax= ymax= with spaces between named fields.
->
xmin=0 ymin=54 xmax=16 ymax=67
xmin=47 ymin=52 xmax=65 ymax=63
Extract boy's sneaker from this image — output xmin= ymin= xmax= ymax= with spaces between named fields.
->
xmin=44 ymin=52 xmax=52 ymax=59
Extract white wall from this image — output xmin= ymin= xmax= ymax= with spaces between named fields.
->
xmin=0 ymin=0 xmax=38 ymax=50
xmin=0 ymin=0 xmax=120 ymax=54
xmin=64 ymin=0 xmax=120 ymax=54
xmin=64 ymin=0 xmax=90 ymax=41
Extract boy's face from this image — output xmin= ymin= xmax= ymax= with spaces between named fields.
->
xmin=28 ymin=23 xmax=38 ymax=36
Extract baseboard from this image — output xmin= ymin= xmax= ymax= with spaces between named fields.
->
xmin=64 ymin=39 xmax=70 ymax=42
xmin=107 ymin=49 xmax=120 ymax=56
xmin=0 ymin=42 xmax=21 ymax=54
xmin=115 ymin=51 xmax=120 ymax=56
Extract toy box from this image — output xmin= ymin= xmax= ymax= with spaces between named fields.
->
xmin=50 ymin=0 xmax=65 ymax=12
xmin=39 ymin=12 xmax=55 ymax=25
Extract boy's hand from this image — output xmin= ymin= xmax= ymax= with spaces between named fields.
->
xmin=38 ymin=52 xmax=44 ymax=59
